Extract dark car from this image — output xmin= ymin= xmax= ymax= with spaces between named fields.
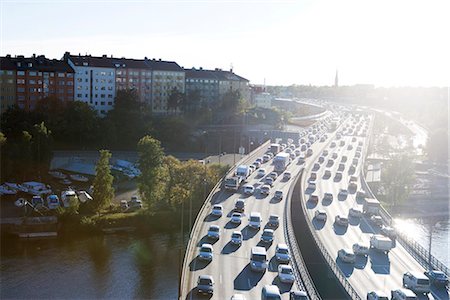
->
xmin=424 ymin=270 xmax=448 ymax=287
xmin=197 ymin=275 xmax=214 ymax=295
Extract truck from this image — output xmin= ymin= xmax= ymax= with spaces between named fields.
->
xmin=273 ymin=153 xmax=291 ymax=172
xmin=270 ymin=143 xmax=281 ymax=155
xmin=224 ymin=176 xmax=243 ymax=191
xmin=370 ymin=234 xmax=394 ymax=252
xmin=236 ymin=165 xmax=250 ymax=179
xmin=363 ymin=198 xmax=381 ymax=215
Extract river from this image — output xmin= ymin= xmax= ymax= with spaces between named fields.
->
xmin=1 ymin=232 xmax=187 ymax=299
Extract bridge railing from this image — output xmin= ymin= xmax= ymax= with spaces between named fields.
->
xmin=179 ymin=140 xmax=271 ymax=299
xmin=360 ymin=116 xmax=450 ymax=278
xmin=284 ymin=169 xmax=321 ymax=299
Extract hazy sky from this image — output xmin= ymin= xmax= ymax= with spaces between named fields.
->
xmin=1 ymin=0 xmax=449 ymax=87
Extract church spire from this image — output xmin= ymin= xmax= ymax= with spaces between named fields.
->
xmin=334 ymin=69 xmax=339 ymax=87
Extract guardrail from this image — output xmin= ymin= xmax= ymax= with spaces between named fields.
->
xmin=360 ymin=115 xmax=450 ymax=278
xmin=284 ymin=169 xmax=322 ymax=300
xmin=179 ymin=140 xmax=271 ymax=299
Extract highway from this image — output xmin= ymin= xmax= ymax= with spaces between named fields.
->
xmin=300 ymin=113 xmax=449 ymax=299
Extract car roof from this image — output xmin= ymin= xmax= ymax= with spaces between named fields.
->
xmin=277 ymin=243 xmax=288 ymax=250
xmin=199 ymin=274 xmax=213 ymax=281
xmin=250 ymin=211 xmax=261 ymax=217
xmin=406 ymin=271 xmax=429 ymax=279
xmin=252 ymin=246 xmax=266 ymax=255
xmin=201 ymin=243 xmax=213 ymax=249
xmin=263 ymin=229 xmax=274 ymax=233
xmin=209 ymin=225 xmax=220 ymax=229
xmin=213 ymin=204 xmax=223 ymax=208
xmin=232 ymin=231 xmax=242 ymax=235
xmin=263 ymin=285 xmax=280 ymax=295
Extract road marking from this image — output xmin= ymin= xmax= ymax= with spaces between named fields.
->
xmin=220 ymin=274 xmax=223 ymax=284
xmin=247 ymin=278 xmax=251 ymax=288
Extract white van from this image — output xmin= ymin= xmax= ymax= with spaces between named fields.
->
xmin=249 ymin=212 xmax=262 ymax=229
xmin=402 ymin=272 xmax=430 ymax=294
xmin=250 ymin=246 xmax=268 ymax=272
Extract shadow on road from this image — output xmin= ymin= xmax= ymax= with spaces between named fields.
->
xmin=348 ymin=216 xmax=361 ymax=226
xmin=269 ymin=197 xmax=282 ymax=204
xmin=242 ymin=225 xmax=259 ymax=240
xmin=369 ymin=249 xmax=391 ymax=274
xmin=257 ymin=240 xmax=273 ymax=250
xmin=203 ymin=214 xmax=220 ymax=222
xmin=306 ymin=199 xmax=318 ymax=209
xmin=268 ymin=255 xmax=280 ymax=272
xmin=354 ymin=255 xmax=368 ymax=270
xmin=335 ymin=257 xmax=354 ymax=277
xmin=312 ymin=218 xmax=326 ymax=230
xmin=333 ymin=223 xmax=348 ymax=235
xmin=224 ymin=220 xmax=240 ymax=229
xmin=189 ymin=256 xmax=212 ymax=271
xmin=233 ymin=263 xmax=265 ymax=291
xmin=196 ymin=235 xmax=218 ymax=247
xmin=185 ymin=287 xmax=212 ymax=300
xmin=272 ymin=276 xmax=294 ymax=294
xmin=359 ymin=218 xmax=376 ymax=234
xmin=221 ymin=241 xmax=239 ymax=255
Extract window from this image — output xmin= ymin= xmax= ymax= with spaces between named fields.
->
xmin=67 ymin=73 xmax=74 ymax=78
xmin=28 ymin=63 xmax=33 ymax=67
xmin=101 ymin=101 xmax=105 ymax=105
xmin=108 ymin=94 xmax=113 ymax=98
xmin=6 ymin=70 xmax=13 ymax=75
xmin=108 ymin=101 xmax=112 ymax=105
xmin=18 ymin=95 xmax=25 ymax=100
xmin=101 ymin=86 xmax=105 ymax=90
xmin=85 ymin=94 xmax=88 ymax=97
xmin=77 ymin=93 xmax=82 ymax=97
xmin=67 ymin=81 xmax=73 ymax=86
xmin=17 ymin=87 xmax=25 ymax=92
xmin=29 ymin=71 xmax=37 ymax=76
xmin=57 ymin=73 xmax=65 ymax=78
xmin=17 ymin=71 xmax=25 ymax=76
xmin=77 ymin=78 xmax=83 ymax=82
xmin=101 ymin=94 xmax=105 ymax=98
xmin=29 ymin=80 xmax=36 ymax=84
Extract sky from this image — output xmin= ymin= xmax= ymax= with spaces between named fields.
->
xmin=1 ymin=0 xmax=449 ymax=87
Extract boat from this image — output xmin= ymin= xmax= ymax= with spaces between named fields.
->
xmin=22 ymin=182 xmax=52 ymax=196
xmin=60 ymin=179 xmax=72 ymax=185
xmin=77 ymin=191 xmax=93 ymax=203
xmin=4 ymin=182 xmax=28 ymax=193
xmin=0 ymin=184 xmax=18 ymax=195
xmin=69 ymin=174 xmax=89 ymax=182
xmin=46 ymin=194 xmax=60 ymax=209
xmin=31 ymin=195 xmax=44 ymax=208
xmin=61 ymin=190 xmax=78 ymax=207
xmin=48 ymin=170 xmax=67 ymax=179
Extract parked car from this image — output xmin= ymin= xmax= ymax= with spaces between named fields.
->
xmin=424 ymin=270 xmax=448 ymax=287
xmin=338 ymin=249 xmax=356 ymax=263
xmin=197 ymin=275 xmax=214 ymax=295
xmin=231 ymin=231 xmax=243 ymax=245
xmin=199 ymin=243 xmax=213 ymax=261
xmin=278 ymin=265 xmax=295 ymax=283
xmin=275 ymin=243 xmax=291 ymax=263
xmin=207 ymin=225 xmax=220 ymax=239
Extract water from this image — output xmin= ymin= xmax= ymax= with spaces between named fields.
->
xmin=394 ymin=217 xmax=450 ymax=267
xmin=1 ymin=232 xmax=187 ymax=299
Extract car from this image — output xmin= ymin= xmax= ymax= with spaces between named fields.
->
xmin=274 ymin=190 xmax=283 ymax=200
xmin=352 ymin=242 xmax=369 ymax=256
xmin=243 ymin=184 xmax=255 ymax=195
xmin=339 ymin=140 xmax=345 ymax=147
xmin=424 ymin=270 xmax=448 ymax=287
xmin=335 ymin=215 xmax=349 ymax=226
xmin=352 ymin=137 xmax=357 ymax=142
xmin=197 ymin=275 xmax=214 ymax=295
xmin=262 ymin=155 xmax=271 ymax=163
xmin=231 ymin=294 xmax=246 ymax=300
xmin=370 ymin=215 xmax=383 ymax=227
xmin=300 ymin=145 xmax=307 ymax=152
xmin=267 ymin=152 xmax=274 ymax=159
xmin=349 ymin=175 xmax=358 ymax=182
xmin=381 ymin=225 xmax=397 ymax=239
xmin=207 ymin=225 xmax=220 ymax=239
xmin=231 ymin=212 xmax=242 ymax=224
xmin=267 ymin=214 xmax=280 ymax=228
xmin=248 ymin=165 xmax=255 ymax=174
xmin=391 ymin=288 xmax=417 ymax=300
xmin=339 ymin=188 xmax=348 ymax=198
xmin=261 ymin=285 xmax=281 ymax=300
xmin=298 ymin=157 xmax=305 ymax=165
xmin=199 ymin=243 xmax=214 ymax=261
xmin=347 ymin=145 xmax=353 ymax=150
xmin=260 ymin=184 xmax=271 ymax=195
xmin=120 ymin=200 xmax=129 ymax=211
xmin=307 ymin=182 xmax=316 ymax=190
xmin=249 ymin=212 xmax=262 ymax=229
xmin=294 ymin=149 xmax=301 ymax=156
xmin=356 ymin=190 xmax=366 ymax=199
xmin=290 ymin=290 xmax=308 ymax=300
xmin=278 ymin=265 xmax=295 ymax=283
xmin=285 ymin=148 xmax=292 ymax=154
xmin=129 ymin=198 xmax=143 ymax=210
xmin=211 ymin=204 xmax=223 ymax=217
xmin=235 ymin=198 xmax=245 ymax=212
xmin=341 ymin=155 xmax=348 ymax=163
xmin=253 ymin=161 xmax=261 ymax=169
xmin=355 ymin=151 xmax=361 ymax=158
xmin=283 ymin=171 xmax=292 ymax=180
xmin=352 ymin=158 xmax=359 ymax=166
xmin=255 ymin=158 xmax=263 ymax=164
xmin=338 ymin=163 xmax=345 ymax=171
xmin=310 ymin=172 xmax=317 ymax=181
xmin=323 ymin=192 xmax=333 ymax=202
xmin=265 ymin=177 xmax=274 ymax=186
xmin=275 ymin=243 xmax=291 ymax=263
xmin=326 ymin=159 xmax=334 ymax=167
xmin=260 ymin=229 xmax=274 ymax=244
xmin=257 ymin=168 xmax=266 ymax=177
xmin=332 ymin=153 xmax=338 ymax=159
xmin=231 ymin=231 xmax=243 ymax=245
xmin=269 ymin=171 xmax=278 ymax=179
xmin=306 ymin=148 xmax=313 ymax=157
xmin=324 ymin=170 xmax=331 ymax=178
xmin=323 ymin=150 xmax=329 ymax=156
xmin=349 ymin=207 xmax=363 ymax=218
xmin=338 ymin=249 xmax=356 ymax=263
xmin=403 ymin=271 xmax=430 ymax=294
xmin=334 ymin=172 xmax=343 ymax=181
xmin=348 ymin=166 xmax=356 ymax=175
xmin=330 ymin=142 xmax=336 ymax=148
xmin=309 ymin=194 xmax=319 ymax=202
xmin=313 ymin=162 xmax=320 ymax=170
xmin=314 ymin=209 xmax=327 ymax=221
xmin=356 ymin=146 xmax=362 ymax=152
xmin=348 ymin=181 xmax=357 ymax=190
xmin=290 ymin=152 xmax=296 ymax=160
xmin=318 ymin=156 xmax=325 ymax=163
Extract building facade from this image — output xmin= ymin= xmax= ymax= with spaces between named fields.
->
xmin=1 ymin=54 xmax=74 ymax=111
xmin=0 ymin=58 xmax=16 ymax=113
xmin=254 ymin=92 xmax=273 ymax=109
xmin=185 ymin=68 xmax=220 ymax=107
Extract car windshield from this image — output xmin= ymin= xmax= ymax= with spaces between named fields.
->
xmin=232 ymin=233 xmax=241 ymax=239
xmin=277 ymin=248 xmax=288 ymax=254
xmin=281 ymin=267 xmax=293 ymax=274
xmin=198 ymin=279 xmax=212 ymax=285
xmin=417 ymin=279 xmax=429 ymax=285
xmin=250 ymin=216 xmax=260 ymax=222
xmin=209 ymin=227 xmax=219 ymax=232
xmin=270 ymin=216 xmax=278 ymax=220
xmin=252 ymin=254 xmax=266 ymax=262
xmin=201 ymin=247 xmax=212 ymax=253
xmin=263 ymin=231 xmax=273 ymax=237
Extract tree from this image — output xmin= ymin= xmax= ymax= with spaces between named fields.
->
xmin=167 ymin=88 xmax=184 ymax=113
xmin=380 ymin=154 xmax=415 ymax=212
xmin=31 ymin=122 xmax=53 ymax=169
xmin=137 ymin=135 xmax=165 ymax=211
xmin=92 ymin=150 xmax=115 ymax=211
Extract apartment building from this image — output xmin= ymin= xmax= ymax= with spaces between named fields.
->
xmin=0 ymin=54 xmax=74 ymax=111
xmin=0 ymin=58 xmax=16 ymax=114
xmin=184 ymin=67 xmax=220 ymax=108
xmin=217 ymin=69 xmax=250 ymax=101
xmin=65 ymin=53 xmax=116 ymax=115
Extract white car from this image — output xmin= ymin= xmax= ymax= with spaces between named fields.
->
xmin=338 ymin=249 xmax=356 ymax=263
xmin=211 ymin=204 xmax=223 ymax=217
xmin=381 ymin=225 xmax=397 ymax=239
xmin=231 ymin=294 xmax=246 ymax=300
xmin=352 ymin=243 xmax=369 ymax=256
xmin=349 ymin=207 xmax=363 ymax=218
xmin=207 ymin=225 xmax=220 ymax=239
xmin=260 ymin=185 xmax=270 ymax=195
xmin=258 ymin=168 xmax=266 ymax=177
xmin=243 ymin=185 xmax=255 ymax=195
xmin=314 ymin=210 xmax=327 ymax=221
xmin=199 ymin=243 xmax=213 ymax=261
xmin=283 ymin=171 xmax=292 ymax=180
xmin=231 ymin=231 xmax=243 ymax=245
xmin=249 ymin=212 xmax=262 ymax=229
xmin=248 ymin=165 xmax=255 ymax=174
xmin=335 ymin=215 xmax=349 ymax=226
xmin=391 ymin=289 xmax=417 ymax=300
xmin=367 ymin=291 xmax=389 ymax=300
xmin=370 ymin=215 xmax=383 ymax=227
xmin=278 ymin=265 xmax=295 ymax=283
xmin=275 ymin=244 xmax=291 ymax=263
xmin=230 ymin=212 xmax=242 ymax=224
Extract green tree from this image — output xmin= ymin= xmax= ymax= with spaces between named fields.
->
xmin=92 ymin=150 xmax=115 ymax=211
xmin=380 ymin=154 xmax=415 ymax=212
xmin=31 ymin=122 xmax=53 ymax=168
xmin=137 ymin=135 xmax=165 ymax=211
xmin=167 ymin=88 xmax=184 ymax=113
xmin=0 ymin=132 xmax=6 ymax=145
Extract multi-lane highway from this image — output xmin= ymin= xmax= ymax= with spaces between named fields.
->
xmin=300 ymin=113 xmax=449 ymax=299
xmin=182 ymin=143 xmax=311 ymax=299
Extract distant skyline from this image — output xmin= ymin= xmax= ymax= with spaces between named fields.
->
xmin=1 ymin=0 xmax=449 ymax=87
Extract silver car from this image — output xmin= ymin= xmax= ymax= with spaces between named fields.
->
xmin=207 ymin=225 xmax=220 ymax=239
xmin=199 ymin=243 xmax=213 ymax=261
